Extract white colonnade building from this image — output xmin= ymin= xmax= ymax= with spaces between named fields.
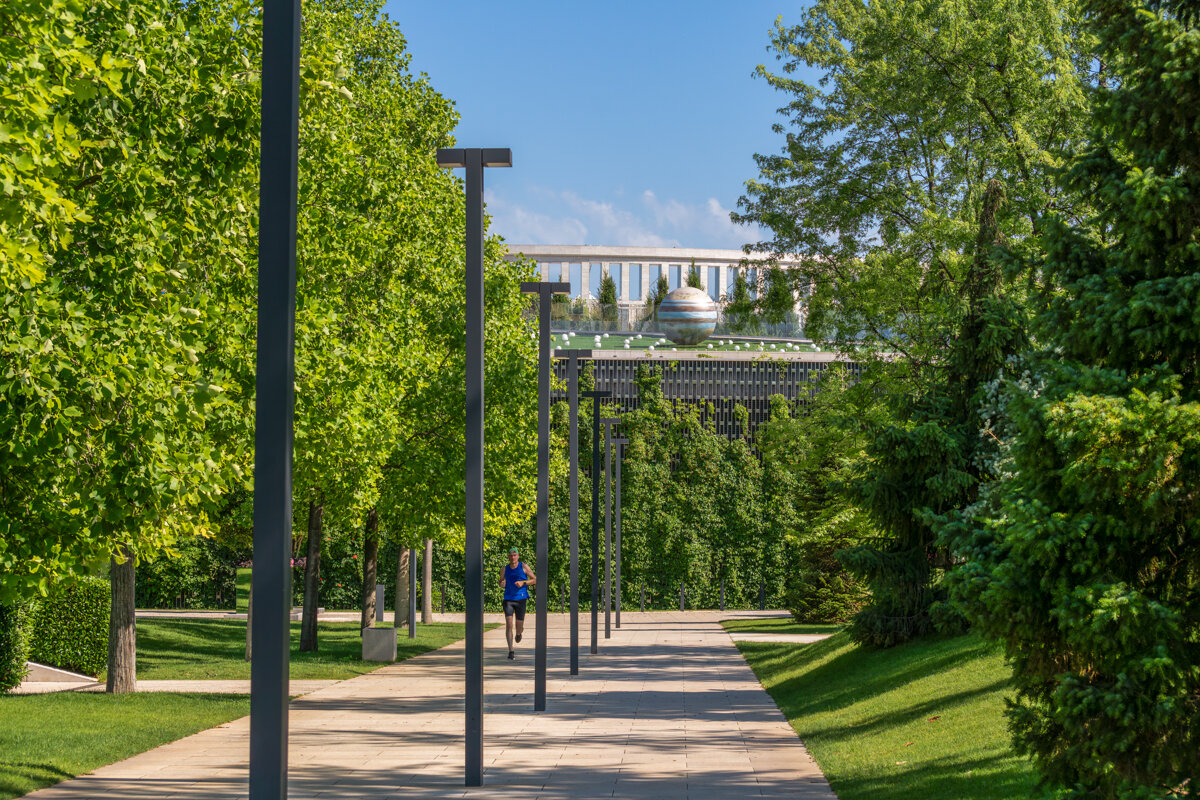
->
xmin=505 ymin=244 xmax=804 ymax=328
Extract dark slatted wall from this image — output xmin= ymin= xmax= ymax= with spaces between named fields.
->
xmin=551 ymin=358 xmax=863 ymax=438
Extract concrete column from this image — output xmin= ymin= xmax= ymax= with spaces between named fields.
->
xmin=580 ymin=263 xmax=591 ymax=300
xmin=641 ymin=264 xmax=651 ymax=300
xmin=698 ymin=264 xmax=708 ymax=293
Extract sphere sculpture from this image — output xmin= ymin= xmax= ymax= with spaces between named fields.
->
xmin=658 ymin=287 xmax=717 ymax=345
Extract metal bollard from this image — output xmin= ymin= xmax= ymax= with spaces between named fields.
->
xmin=640 ymin=580 xmax=645 ymax=613
xmin=759 ymin=581 xmax=765 ymax=611
xmin=720 ymin=579 xmax=725 ymax=612
xmin=441 ymin=582 xmax=446 ymax=615
xmin=680 ymin=583 xmax=685 ymax=611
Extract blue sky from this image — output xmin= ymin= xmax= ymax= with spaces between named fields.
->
xmin=384 ymin=1 xmax=817 ymax=251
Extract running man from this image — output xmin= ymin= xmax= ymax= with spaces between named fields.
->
xmin=499 ymin=547 xmax=535 ymax=659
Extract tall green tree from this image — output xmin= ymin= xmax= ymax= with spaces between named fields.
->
xmin=941 ymin=0 xmax=1200 ymax=793
xmin=755 ymin=266 xmax=796 ymax=326
xmin=643 ymin=274 xmax=670 ymax=325
xmin=598 ymin=272 xmax=618 ymax=322
xmin=734 ymin=0 xmax=1094 ymax=646
xmin=286 ymin=0 xmax=466 ymax=651
xmin=0 ymin=0 xmax=115 ymax=291
xmin=686 ymin=260 xmax=702 ymax=289
xmin=758 ymin=371 xmax=880 ymax=623
xmin=735 ymin=0 xmax=1093 ymax=376
xmin=0 ymin=0 xmax=261 ymax=694
xmin=286 ymin=0 xmax=538 ymax=648
xmin=722 ymin=270 xmax=754 ymax=332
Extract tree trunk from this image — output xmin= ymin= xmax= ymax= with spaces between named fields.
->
xmin=300 ymin=499 xmax=323 ymax=652
xmin=244 ymin=576 xmax=253 ymax=661
xmin=360 ymin=509 xmax=379 ymax=631
xmin=106 ymin=545 xmax=136 ymax=693
xmin=393 ymin=548 xmax=410 ymax=628
xmin=422 ymin=538 xmax=433 ymax=623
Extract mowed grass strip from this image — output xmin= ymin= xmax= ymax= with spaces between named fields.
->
xmin=730 ymin=628 xmax=1038 ymax=800
xmin=721 ymin=616 xmax=840 ymax=635
xmin=130 ymin=619 xmax=485 ymax=680
xmin=0 ymin=692 xmax=249 ymax=800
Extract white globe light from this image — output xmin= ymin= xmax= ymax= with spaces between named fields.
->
xmin=648 ymin=345 xmax=655 ymax=352
xmin=734 ymin=346 xmax=740 ymax=351
xmin=603 ymin=333 xmax=609 ymax=338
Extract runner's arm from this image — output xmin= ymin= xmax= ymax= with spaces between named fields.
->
xmin=522 ymin=563 xmax=536 ymax=585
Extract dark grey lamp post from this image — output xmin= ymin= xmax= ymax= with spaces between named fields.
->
xmin=581 ymin=390 xmax=611 ymax=655
xmin=250 ymin=0 xmax=300 ymax=796
xmin=522 ymin=281 xmax=570 ymax=712
xmin=555 ymin=350 xmax=590 ymax=675
xmin=612 ymin=437 xmax=629 ymax=630
xmin=599 ymin=417 xmax=620 ymax=639
xmin=435 ymin=146 xmax=512 ymax=788
xmin=408 ymin=547 xmax=417 ymax=639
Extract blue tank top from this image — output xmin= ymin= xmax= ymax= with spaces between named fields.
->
xmin=504 ymin=562 xmax=530 ymax=601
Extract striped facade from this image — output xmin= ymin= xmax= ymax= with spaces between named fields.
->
xmin=552 ymin=352 xmax=863 ymax=438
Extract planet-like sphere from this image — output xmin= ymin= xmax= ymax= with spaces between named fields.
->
xmin=658 ymin=287 xmax=717 ymax=345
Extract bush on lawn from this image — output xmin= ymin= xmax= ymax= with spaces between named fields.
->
xmin=0 ymin=601 xmax=30 ymax=693
xmin=136 ymin=536 xmax=239 ymax=609
xmin=26 ymin=576 xmax=109 ymax=677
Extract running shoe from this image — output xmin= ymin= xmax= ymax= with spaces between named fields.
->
xmin=507 ymin=650 xmax=515 ymax=660
xmin=515 ymin=633 xmax=522 ymax=643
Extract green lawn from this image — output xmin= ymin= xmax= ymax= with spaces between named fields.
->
xmin=0 ymin=692 xmax=249 ymax=800
xmin=553 ymin=331 xmax=822 ymax=353
xmin=722 ymin=616 xmax=841 ymax=635
xmin=235 ymin=568 xmax=252 ymax=612
xmin=731 ymin=629 xmax=1037 ymax=800
xmin=128 ymin=619 xmax=483 ymax=680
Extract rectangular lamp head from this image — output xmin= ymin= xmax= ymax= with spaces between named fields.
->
xmin=521 ymin=281 xmax=571 ymax=295
xmin=436 ymin=148 xmax=512 ymax=168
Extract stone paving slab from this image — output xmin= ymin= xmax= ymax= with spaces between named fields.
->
xmin=22 ymin=611 xmax=834 ymax=800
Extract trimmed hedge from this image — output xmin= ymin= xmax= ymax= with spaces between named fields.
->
xmin=0 ymin=602 xmax=29 ymax=693
xmin=26 ymin=576 xmax=110 ymax=677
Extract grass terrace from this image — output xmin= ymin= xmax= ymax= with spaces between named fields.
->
xmin=551 ymin=330 xmax=825 ymax=353
xmin=728 ymin=625 xmax=1037 ymax=800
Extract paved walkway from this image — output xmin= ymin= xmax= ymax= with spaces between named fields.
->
xmin=24 ymin=611 xmax=835 ymax=799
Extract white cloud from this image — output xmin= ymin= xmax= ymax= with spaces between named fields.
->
xmin=485 ymin=187 xmax=761 ymax=250
xmin=485 ymin=195 xmax=588 ymax=244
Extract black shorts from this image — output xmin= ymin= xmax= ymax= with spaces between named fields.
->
xmin=503 ymin=598 xmax=527 ymax=620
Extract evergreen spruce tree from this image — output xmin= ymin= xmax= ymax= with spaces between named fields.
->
xmin=843 ymin=179 xmax=1026 ymax=646
xmin=942 ymin=1 xmax=1200 ymax=793
xmin=723 ymin=271 xmax=755 ymax=333
xmin=755 ymin=266 xmax=794 ymax=326
xmin=686 ymin=260 xmax=702 ymax=289
xmin=598 ymin=272 xmax=618 ymax=323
